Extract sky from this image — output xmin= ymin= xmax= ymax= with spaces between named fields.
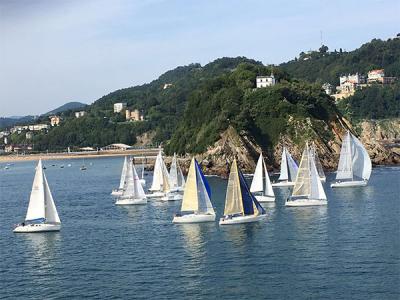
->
xmin=0 ymin=0 xmax=398 ymax=117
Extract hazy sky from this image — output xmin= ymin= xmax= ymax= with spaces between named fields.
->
xmin=0 ymin=0 xmax=398 ymax=116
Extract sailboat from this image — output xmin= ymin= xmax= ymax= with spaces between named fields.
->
xmin=116 ymin=159 xmax=147 ymax=205
xmin=14 ymin=160 xmax=61 ymax=232
xmin=169 ymin=153 xmax=186 ymax=192
xmin=250 ymin=154 xmax=275 ymax=202
xmin=272 ymin=147 xmax=298 ymax=187
xmin=111 ymin=156 xmax=128 ymax=196
xmin=147 ymin=151 xmax=174 ymax=200
xmin=331 ymin=131 xmax=372 ymax=188
xmin=173 ymin=158 xmax=215 ymax=223
xmin=310 ymin=144 xmax=326 ymax=182
xmin=286 ymin=142 xmax=327 ymax=206
xmin=139 ymin=158 xmax=146 ymax=186
xmin=80 ymin=158 xmax=87 ymax=171
xmin=219 ymin=159 xmax=266 ymax=225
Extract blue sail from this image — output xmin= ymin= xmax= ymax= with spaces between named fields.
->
xmin=195 ymin=160 xmax=211 ymax=198
xmin=238 ymin=168 xmax=265 ymax=215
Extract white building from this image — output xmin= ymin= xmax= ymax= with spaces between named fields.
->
xmin=75 ymin=111 xmax=86 ymax=118
xmin=28 ymin=124 xmax=49 ymax=131
xmin=339 ymin=73 xmax=366 ymax=85
xmin=256 ymin=74 xmax=276 ymax=88
xmin=114 ymin=102 xmax=127 ymax=113
xmin=367 ymin=69 xmax=385 ymax=83
xmin=322 ymin=83 xmax=333 ymax=95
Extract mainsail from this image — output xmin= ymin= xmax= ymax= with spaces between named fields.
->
xmin=119 ymin=156 xmax=128 ymax=189
xmin=224 ymin=159 xmax=265 ymax=216
xmin=336 ymin=131 xmax=372 ymax=181
xmin=278 ymin=147 xmax=298 ymax=181
xmin=122 ymin=161 xmax=146 ymax=199
xmin=181 ymin=158 xmax=213 ymax=214
xmin=169 ymin=153 xmax=185 ymax=189
xmin=150 ymin=151 xmax=171 ymax=192
xmin=310 ymin=145 xmax=325 ymax=179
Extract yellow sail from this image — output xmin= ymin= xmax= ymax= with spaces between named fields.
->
xmin=223 ymin=159 xmax=244 ymax=216
xmin=181 ymin=158 xmax=198 ymax=212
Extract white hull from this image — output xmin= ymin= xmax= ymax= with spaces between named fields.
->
xmin=14 ymin=223 xmax=61 ymax=233
xmin=111 ymin=189 xmax=123 ymax=196
xmin=286 ymin=199 xmax=327 ymax=206
xmin=255 ymin=195 xmax=275 ymax=202
xmin=271 ymin=181 xmax=295 ymax=187
xmin=173 ymin=213 xmax=216 ymax=223
xmin=146 ymin=191 xmax=165 ymax=199
xmin=219 ymin=214 xmax=266 ymax=225
xmin=320 ymin=177 xmax=326 ymax=182
xmin=115 ymin=198 xmax=147 ymax=205
xmin=139 ymin=179 xmax=146 ymax=186
xmin=330 ymin=180 xmax=367 ymax=188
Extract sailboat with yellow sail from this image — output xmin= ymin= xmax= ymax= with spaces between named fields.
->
xmin=219 ymin=159 xmax=266 ymax=225
xmin=172 ymin=158 xmax=215 ymax=223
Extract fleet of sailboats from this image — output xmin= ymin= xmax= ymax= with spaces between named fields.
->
xmin=10 ymin=130 xmax=374 ymax=233
xmin=219 ymin=159 xmax=266 ymax=225
xmin=173 ymin=158 xmax=215 ymax=223
xmin=272 ymin=147 xmax=299 ymax=187
xmin=331 ymin=131 xmax=372 ymax=188
xmin=286 ymin=142 xmax=327 ymax=206
xmin=250 ymin=154 xmax=275 ymax=202
xmin=14 ymin=160 xmax=61 ymax=233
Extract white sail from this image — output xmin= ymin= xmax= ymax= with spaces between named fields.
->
xmin=309 ymin=150 xmax=327 ymax=200
xmin=336 ymin=132 xmax=353 ymax=180
xmin=263 ymin=159 xmax=275 ymax=197
xmin=195 ymin=162 xmax=214 ymax=214
xmin=43 ymin=172 xmax=61 ymax=223
xmin=286 ymin=151 xmax=298 ymax=181
xmin=150 ymin=151 xmax=164 ymax=191
xmin=250 ymin=154 xmax=264 ymax=193
xmin=132 ymin=163 xmax=146 ymax=199
xmin=122 ymin=161 xmax=135 ymax=197
xmin=311 ymin=145 xmax=325 ymax=179
xmin=178 ymin=164 xmax=185 ymax=188
xmin=169 ymin=153 xmax=179 ymax=188
xmin=278 ymin=148 xmax=288 ymax=181
xmin=181 ymin=159 xmax=198 ymax=212
xmin=119 ymin=156 xmax=128 ymax=189
xmin=25 ymin=160 xmax=46 ymax=221
xmin=351 ymin=134 xmax=372 ymax=180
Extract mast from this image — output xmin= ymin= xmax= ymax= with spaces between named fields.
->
xmin=25 ymin=160 xmax=46 ymax=222
xmin=336 ymin=131 xmax=353 ymax=181
xmin=119 ymin=156 xmax=128 ymax=189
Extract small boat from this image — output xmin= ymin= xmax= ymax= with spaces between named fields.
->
xmin=331 ymin=131 xmax=372 ymax=188
xmin=219 ymin=159 xmax=266 ymax=225
xmin=250 ymin=154 xmax=275 ymax=202
xmin=67 ymin=164 xmax=72 ymax=167
xmin=169 ymin=153 xmax=186 ymax=193
xmin=111 ymin=156 xmax=128 ymax=196
xmin=173 ymin=158 xmax=215 ymax=223
xmin=310 ymin=144 xmax=326 ymax=182
xmin=4 ymin=165 xmax=9 ymax=170
xmin=80 ymin=166 xmax=87 ymax=171
xmin=60 ymin=165 xmax=64 ymax=169
xmin=14 ymin=160 xmax=61 ymax=233
xmin=286 ymin=142 xmax=327 ymax=207
xmin=116 ymin=159 xmax=147 ymax=205
xmin=271 ymin=147 xmax=298 ymax=187
xmin=147 ymin=151 xmax=175 ymax=200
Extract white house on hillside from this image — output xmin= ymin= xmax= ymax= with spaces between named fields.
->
xmin=256 ymin=73 xmax=276 ymax=88
xmin=114 ymin=102 xmax=127 ymax=113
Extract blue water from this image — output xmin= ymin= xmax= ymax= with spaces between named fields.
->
xmin=0 ymin=157 xmax=399 ymax=299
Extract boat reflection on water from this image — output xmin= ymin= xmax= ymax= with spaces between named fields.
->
xmin=220 ymin=222 xmax=264 ymax=250
xmin=179 ymin=223 xmax=214 ymax=255
xmin=21 ymin=233 xmax=61 ymax=275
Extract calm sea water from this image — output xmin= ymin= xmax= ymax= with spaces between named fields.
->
xmin=0 ymin=157 xmax=399 ymax=299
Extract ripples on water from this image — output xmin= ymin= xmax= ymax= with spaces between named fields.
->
xmin=0 ymin=158 xmax=399 ymax=299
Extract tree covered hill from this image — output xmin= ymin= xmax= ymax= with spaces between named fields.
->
xmin=281 ymin=38 xmax=400 ymax=85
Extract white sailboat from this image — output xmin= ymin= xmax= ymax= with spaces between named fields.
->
xmin=219 ymin=159 xmax=266 ymax=225
xmin=111 ymin=156 xmax=128 ymax=196
xmin=173 ymin=158 xmax=215 ymax=223
xmin=147 ymin=151 xmax=175 ymax=200
xmin=169 ymin=153 xmax=186 ymax=193
xmin=272 ymin=147 xmax=298 ymax=187
xmin=331 ymin=131 xmax=372 ymax=188
xmin=116 ymin=159 xmax=147 ymax=205
xmin=310 ymin=144 xmax=326 ymax=182
xmin=286 ymin=142 xmax=327 ymax=206
xmin=250 ymin=154 xmax=275 ymax=202
xmin=14 ymin=160 xmax=61 ymax=233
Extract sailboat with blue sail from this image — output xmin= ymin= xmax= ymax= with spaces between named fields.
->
xmin=173 ymin=158 xmax=215 ymax=223
xmin=219 ymin=159 xmax=266 ymax=225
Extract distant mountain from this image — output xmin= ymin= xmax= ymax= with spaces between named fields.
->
xmin=44 ymin=102 xmax=87 ymax=116
xmin=0 ymin=115 xmax=36 ymax=130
